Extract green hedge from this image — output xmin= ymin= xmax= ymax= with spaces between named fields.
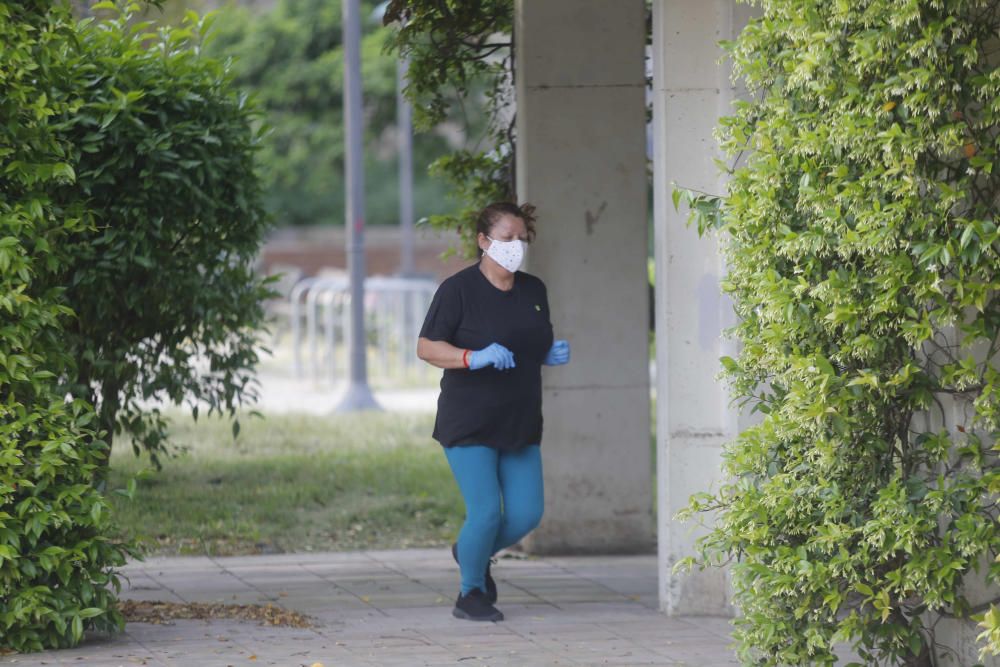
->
xmin=54 ymin=3 xmax=272 ymax=468
xmin=678 ymin=0 xmax=1000 ymax=665
xmin=0 ymin=1 xmax=134 ymax=652
xmin=2 ymin=0 xmax=270 ymax=651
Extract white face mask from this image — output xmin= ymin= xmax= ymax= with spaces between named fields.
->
xmin=485 ymin=236 xmax=525 ymax=273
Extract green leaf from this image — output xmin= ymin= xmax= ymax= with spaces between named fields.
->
xmin=71 ymin=615 xmax=83 ymax=642
xmin=671 ymin=185 xmax=683 ymax=212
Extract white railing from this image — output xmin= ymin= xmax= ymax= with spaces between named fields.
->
xmin=289 ymin=274 xmax=437 ymax=383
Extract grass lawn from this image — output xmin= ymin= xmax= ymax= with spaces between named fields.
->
xmin=108 ymin=411 xmax=463 ymax=557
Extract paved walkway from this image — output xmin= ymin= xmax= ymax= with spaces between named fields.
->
xmin=2 ymin=550 xmax=738 ymax=667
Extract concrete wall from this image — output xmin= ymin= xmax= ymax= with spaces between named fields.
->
xmin=514 ymin=0 xmax=654 ymax=554
xmin=651 ymin=0 xmax=756 ymax=616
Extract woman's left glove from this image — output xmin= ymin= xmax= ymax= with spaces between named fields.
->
xmin=544 ymin=339 xmax=570 ymax=366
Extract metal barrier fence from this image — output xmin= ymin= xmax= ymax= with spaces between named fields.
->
xmin=289 ymin=275 xmax=437 ymax=383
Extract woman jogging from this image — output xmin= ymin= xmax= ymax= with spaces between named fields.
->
xmin=417 ymin=202 xmax=571 ymax=622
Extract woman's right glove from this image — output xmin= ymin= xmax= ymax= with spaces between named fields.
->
xmin=468 ymin=343 xmax=516 ymax=370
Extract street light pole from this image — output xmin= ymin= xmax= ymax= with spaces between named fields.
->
xmin=397 ymin=55 xmax=415 ymax=277
xmin=336 ymin=0 xmax=380 ymax=412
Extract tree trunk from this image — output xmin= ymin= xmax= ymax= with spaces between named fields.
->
xmin=902 ymin=635 xmax=933 ymax=667
xmin=891 ymin=608 xmax=933 ymax=667
xmin=92 ymin=376 xmax=120 ymax=488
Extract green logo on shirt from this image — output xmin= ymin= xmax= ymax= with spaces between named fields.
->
xmin=535 ymin=304 xmax=541 ymax=311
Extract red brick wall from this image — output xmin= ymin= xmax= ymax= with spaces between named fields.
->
xmin=259 ymin=227 xmax=473 ymax=283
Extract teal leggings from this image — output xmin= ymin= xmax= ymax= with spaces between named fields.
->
xmin=444 ymin=444 xmax=544 ymax=595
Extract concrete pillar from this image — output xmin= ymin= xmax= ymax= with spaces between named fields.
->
xmin=515 ymin=0 xmax=653 ymax=554
xmin=651 ymin=0 xmax=755 ymax=615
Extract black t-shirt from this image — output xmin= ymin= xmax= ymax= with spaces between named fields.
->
xmin=419 ymin=263 xmax=554 ymax=451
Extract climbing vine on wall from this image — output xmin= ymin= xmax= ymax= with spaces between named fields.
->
xmin=676 ymin=0 xmax=1000 ymax=665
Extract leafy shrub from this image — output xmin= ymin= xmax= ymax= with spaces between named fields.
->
xmin=49 ymin=3 xmax=273 ymax=467
xmin=1 ymin=0 xmax=135 ymax=652
xmin=385 ymin=0 xmax=514 ymax=254
xmin=678 ymin=0 xmax=1000 ymax=665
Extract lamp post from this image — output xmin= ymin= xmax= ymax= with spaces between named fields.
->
xmin=397 ymin=55 xmax=415 ymax=277
xmin=336 ymin=0 xmax=380 ymax=412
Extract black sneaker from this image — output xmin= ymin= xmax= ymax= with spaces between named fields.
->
xmin=452 ymin=588 xmax=503 ymax=622
xmin=451 ymin=542 xmax=498 ymax=604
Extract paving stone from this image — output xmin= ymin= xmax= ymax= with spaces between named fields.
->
xmin=1 ymin=549 xmax=737 ymax=666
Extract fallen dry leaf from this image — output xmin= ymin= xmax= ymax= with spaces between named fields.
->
xmin=119 ymin=600 xmax=314 ymax=628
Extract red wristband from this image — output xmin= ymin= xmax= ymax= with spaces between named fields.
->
xmin=462 ymin=349 xmax=471 ymax=368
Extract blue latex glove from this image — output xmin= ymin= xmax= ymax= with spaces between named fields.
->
xmin=469 ymin=343 xmax=516 ymax=370
xmin=544 ymin=340 xmax=570 ymax=366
